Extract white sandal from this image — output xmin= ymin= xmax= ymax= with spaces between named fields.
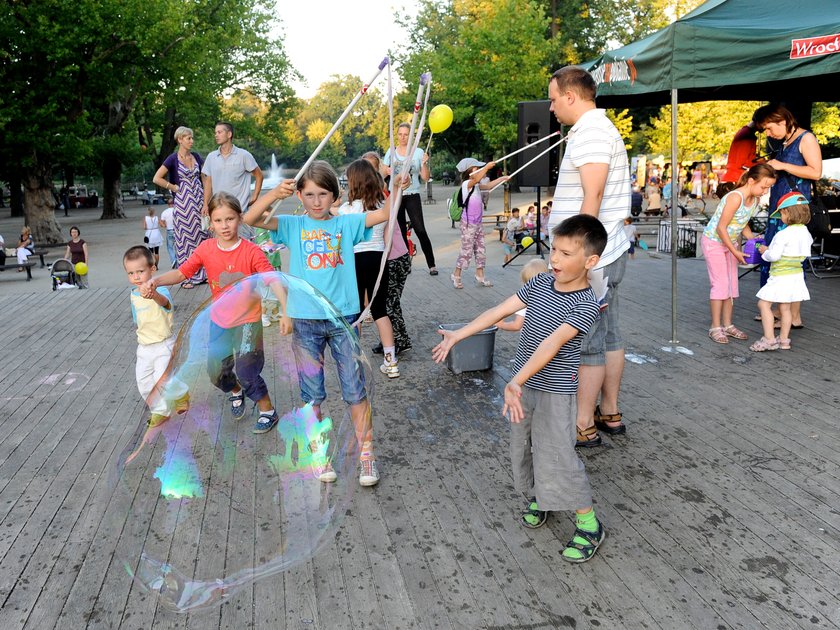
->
xmin=450 ymin=273 xmax=464 ymax=289
xmin=474 ymin=276 xmax=493 ymax=287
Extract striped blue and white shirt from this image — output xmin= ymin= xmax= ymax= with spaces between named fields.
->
xmin=514 ymin=273 xmax=600 ymax=394
xmin=549 ymin=108 xmax=631 ymax=268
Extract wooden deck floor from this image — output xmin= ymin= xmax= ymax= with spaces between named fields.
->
xmin=0 ymin=254 xmax=838 ymax=629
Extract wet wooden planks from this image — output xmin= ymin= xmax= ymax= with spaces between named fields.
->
xmin=0 ymin=257 xmax=838 ymax=629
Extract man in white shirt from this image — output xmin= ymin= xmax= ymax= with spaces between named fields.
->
xmin=202 ymin=121 xmax=263 ymax=240
xmin=547 ymin=66 xmax=631 ymax=448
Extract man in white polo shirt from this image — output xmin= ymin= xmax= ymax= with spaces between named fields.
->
xmin=202 ymin=121 xmax=263 ymax=240
xmin=547 ymin=66 xmax=631 ymax=448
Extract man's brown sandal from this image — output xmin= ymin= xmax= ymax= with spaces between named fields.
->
xmin=594 ymin=405 xmax=626 ymax=435
xmin=575 ymin=425 xmax=602 ymax=448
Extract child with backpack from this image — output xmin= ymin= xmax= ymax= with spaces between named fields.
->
xmin=450 ymin=158 xmax=508 ymax=289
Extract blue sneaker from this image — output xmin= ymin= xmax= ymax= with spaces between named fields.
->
xmin=229 ymin=391 xmax=245 ymax=419
xmin=253 ymin=410 xmax=278 ymax=434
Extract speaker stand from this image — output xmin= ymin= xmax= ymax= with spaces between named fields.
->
xmin=503 ymin=188 xmax=547 ymax=267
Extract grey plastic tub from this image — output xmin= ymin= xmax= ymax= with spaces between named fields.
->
xmin=439 ymin=324 xmax=498 ymax=374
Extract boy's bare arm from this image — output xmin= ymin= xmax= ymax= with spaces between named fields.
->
xmin=495 ymin=315 xmax=524 ymax=332
xmin=432 ymin=295 xmax=525 ymax=362
xmin=149 ymin=289 xmax=171 ymax=309
xmin=510 ymin=323 xmax=580 ymax=386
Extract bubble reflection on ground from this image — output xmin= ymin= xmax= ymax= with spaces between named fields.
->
xmin=111 ymin=272 xmax=372 ymax=612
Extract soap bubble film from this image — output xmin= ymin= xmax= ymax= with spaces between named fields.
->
xmin=112 ymin=272 xmax=373 ymax=612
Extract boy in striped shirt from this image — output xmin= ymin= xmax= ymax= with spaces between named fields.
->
xmin=433 ymin=215 xmax=608 ymax=563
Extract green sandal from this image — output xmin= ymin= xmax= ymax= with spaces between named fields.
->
xmin=521 ymin=499 xmax=547 ymax=529
xmin=562 ymin=520 xmax=606 ymax=563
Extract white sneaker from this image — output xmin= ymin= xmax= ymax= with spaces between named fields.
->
xmin=379 ymin=354 xmax=400 ymax=379
xmin=359 ymin=458 xmax=380 ymax=486
xmin=314 ymin=461 xmax=337 ymax=483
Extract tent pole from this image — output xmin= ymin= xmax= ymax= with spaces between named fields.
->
xmin=670 ymin=89 xmax=679 ymax=343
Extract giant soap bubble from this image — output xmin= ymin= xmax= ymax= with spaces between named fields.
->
xmin=112 ymin=272 xmax=373 ymax=612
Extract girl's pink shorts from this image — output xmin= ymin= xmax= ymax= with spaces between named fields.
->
xmin=701 ymin=235 xmax=739 ymax=300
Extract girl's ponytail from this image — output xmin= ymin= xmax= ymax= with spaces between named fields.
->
xmin=737 ymin=163 xmax=776 ymax=187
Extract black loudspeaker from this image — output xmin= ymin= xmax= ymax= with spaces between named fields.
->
xmin=517 ymin=100 xmax=562 ymax=187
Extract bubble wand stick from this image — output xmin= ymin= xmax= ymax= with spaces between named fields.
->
xmin=352 ymin=72 xmax=431 ymax=327
xmin=297 ymin=56 xmax=389 ymax=182
xmin=267 ymin=57 xmax=390 ymax=219
xmin=487 ymin=137 xmax=567 ymax=194
xmin=493 ymin=130 xmax=563 ymax=164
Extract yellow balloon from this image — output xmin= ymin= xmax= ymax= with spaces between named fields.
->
xmin=520 ymin=236 xmax=534 ymax=249
xmin=74 ymin=262 xmax=88 ymax=276
xmin=428 ymin=104 xmax=453 ymax=134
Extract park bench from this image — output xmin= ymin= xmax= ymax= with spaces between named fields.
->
xmin=31 ymin=242 xmax=68 ymax=268
xmin=0 ymin=261 xmax=36 ymax=280
xmin=30 ymin=249 xmax=48 ymax=267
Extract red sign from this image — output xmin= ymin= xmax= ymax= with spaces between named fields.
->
xmin=790 ymin=33 xmax=840 ymax=59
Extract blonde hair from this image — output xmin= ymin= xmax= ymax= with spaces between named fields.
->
xmin=174 ymin=126 xmax=193 ymax=141
xmin=520 ymin=259 xmax=549 ymax=284
xmin=208 ymin=191 xmax=242 ymax=216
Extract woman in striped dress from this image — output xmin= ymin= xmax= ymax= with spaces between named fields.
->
xmin=153 ymin=126 xmax=208 ymax=288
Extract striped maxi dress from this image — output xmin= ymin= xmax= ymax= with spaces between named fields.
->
xmin=173 ymin=160 xmax=208 ymax=284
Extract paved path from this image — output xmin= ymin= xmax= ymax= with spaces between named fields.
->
xmin=1 ymin=191 xmax=839 ymax=629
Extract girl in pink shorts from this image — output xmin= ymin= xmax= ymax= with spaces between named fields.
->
xmin=700 ymin=164 xmax=776 ymax=344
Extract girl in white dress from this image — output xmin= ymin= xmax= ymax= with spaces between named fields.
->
xmin=143 ymin=207 xmax=164 ymax=267
xmin=751 ymin=192 xmax=813 ymax=352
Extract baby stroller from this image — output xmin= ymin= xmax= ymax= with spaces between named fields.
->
xmin=51 ymin=259 xmax=78 ymax=290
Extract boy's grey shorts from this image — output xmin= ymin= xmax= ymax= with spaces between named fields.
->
xmin=510 ymin=387 xmax=592 ymax=511
xmin=581 ymin=252 xmax=628 ymax=365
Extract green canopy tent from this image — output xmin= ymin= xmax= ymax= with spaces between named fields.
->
xmin=585 ymin=0 xmax=840 ymax=341
xmin=589 ymin=0 xmax=840 ymax=107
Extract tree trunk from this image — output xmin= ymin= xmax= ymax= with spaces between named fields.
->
xmin=23 ymin=164 xmax=63 ymax=244
xmin=154 ymin=106 xmax=178 ymax=170
xmin=9 ymin=173 xmax=24 ymax=218
xmin=100 ymin=156 xmax=126 ymax=219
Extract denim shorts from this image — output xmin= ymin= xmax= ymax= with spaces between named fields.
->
xmin=581 ymin=252 xmax=627 ymax=365
xmin=292 ymin=316 xmax=367 ymax=406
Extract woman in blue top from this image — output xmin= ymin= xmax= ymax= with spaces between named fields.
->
xmin=753 ymin=104 xmax=822 ymax=328
xmin=384 ymin=123 xmax=437 ymax=275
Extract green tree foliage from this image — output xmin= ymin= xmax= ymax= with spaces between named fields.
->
xmin=219 ymin=91 xmax=293 ymax=170
xmin=646 ymin=101 xmax=762 ymax=161
xmin=0 ymin=0 xmax=296 ymax=239
xmin=304 ymin=120 xmax=346 ymax=168
xmin=396 ymin=0 xmax=553 ymax=159
xmin=605 ymin=109 xmax=633 ymax=150
xmin=290 ymin=76 xmax=391 ymax=167
xmin=812 ymin=103 xmax=840 ymax=157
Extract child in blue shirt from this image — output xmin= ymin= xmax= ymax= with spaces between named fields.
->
xmin=244 ymin=161 xmax=391 ymax=487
